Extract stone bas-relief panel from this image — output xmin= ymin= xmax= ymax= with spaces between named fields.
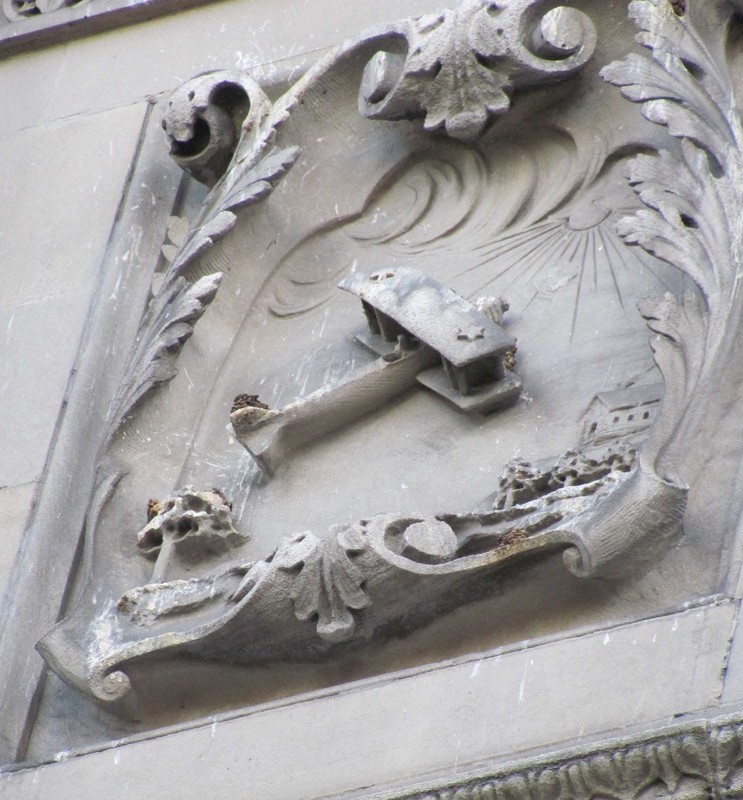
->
xmin=25 ymin=0 xmax=743 ymax=748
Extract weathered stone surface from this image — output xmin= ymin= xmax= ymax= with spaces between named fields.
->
xmin=0 ymin=99 xmax=182 ymax=762
xmin=6 ymin=1 xmax=743 ymax=794
xmin=29 ymin=0 xmax=737 ymax=725
xmin=0 ymin=604 xmax=734 ymax=800
xmin=0 ymin=482 xmax=35 ymax=603
xmin=0 ymin=0 xmax=460 ymax=138
xmin=0 ymin=103 xmax=147 ymax=489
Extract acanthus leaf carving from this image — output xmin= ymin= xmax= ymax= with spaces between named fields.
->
xmin=636 ymin=291 xmax=706 ymax=463
xmin=103 ymin=105 xmax=299 ymax=441
xmin=163 ymin=145 xmax=300 ymax=283
xmin=218 ymin=145 xmax=300 ymax=210
xmin=601 ymin=0 xmax=743 ymax=478
xmin=159 ymin=67 xmax=300 ymax=285
xmin=601 ymin=0 xmax=743 ymax=344
xmin=268 ymin=524 xmax=371 ymax=643
xmin=105 ymin=272 xmax=221 ymax=444
xmin=359 ymin=0 xmax=597 ymax=141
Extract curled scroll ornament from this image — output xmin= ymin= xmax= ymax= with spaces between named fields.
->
xmin=358 ymin=0 xmax=597 ymax=141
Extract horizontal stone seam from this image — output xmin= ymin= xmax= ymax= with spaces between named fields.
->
xmin=364 ymin=711 xmax=743 ymax=800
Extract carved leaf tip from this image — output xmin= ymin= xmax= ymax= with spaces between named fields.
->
xmin=276 ymin=525 xmax=371 ymax=643
xmin=165 ymin=145 xmax=299 ymax=282
xmin=188 ymin=270 xmax=223 ymax=303
xmin=220 ymin=145 xmax=301 ymax=212
xmin=167 ymin=211 xmax=236 ymax=279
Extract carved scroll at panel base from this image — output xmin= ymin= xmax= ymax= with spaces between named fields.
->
xmin=37 ymin=441 xmax=686 ymax=707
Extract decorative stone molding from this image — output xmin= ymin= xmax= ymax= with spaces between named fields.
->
xmin=340 ymin=706 xmax=743 ymax=800
xmin=387 ymin=719 xmax=721 ymax=800
xmin=0 ymin=0 xmax=225 ymax=58
xmin=2 ymin=0 xmax=88 ymax=23
xmin=161 ymin=71 xmax=272 ymax=188
xmin=358 ymin=0 xmax=596 ymax=141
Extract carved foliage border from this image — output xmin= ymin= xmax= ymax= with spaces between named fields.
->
xmin=384 ymin=716 xmax=743 ymax=800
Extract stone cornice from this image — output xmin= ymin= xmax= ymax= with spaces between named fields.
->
xmin=0 ymin=0 xmax=224 ymax=59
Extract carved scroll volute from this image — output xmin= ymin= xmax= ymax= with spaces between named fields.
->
xmin=358 ymin=0 xmax=597 ymax=141
xmin=161 ymin=71 xmax=272 ymax=187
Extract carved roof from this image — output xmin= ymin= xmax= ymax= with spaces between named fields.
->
xmin=590 ymin=382 xmax=664 ymax=412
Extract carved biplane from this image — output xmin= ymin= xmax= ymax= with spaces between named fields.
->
xmin=230 ymin=267 xmax=522 ymax=474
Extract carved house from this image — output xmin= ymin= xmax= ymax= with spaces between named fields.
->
xmin=579 ymin=383 xmax=664 ymax=447
xmin=4 ymin=1 xmax=743 ymax=798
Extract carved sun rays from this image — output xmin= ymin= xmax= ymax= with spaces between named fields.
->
xmin=261 ymin=134 xmax=685 ymax=353
xmin=453 ymin=207 xmax=685 ymax=342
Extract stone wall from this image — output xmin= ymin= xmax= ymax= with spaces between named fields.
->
xmin=4 ymin=1 xmax=743 ymax=798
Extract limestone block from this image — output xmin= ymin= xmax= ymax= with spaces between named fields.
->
xmin=0 ymin=482 xmax=35 ymax=603
xmin=0 ymin=102 xmax=146 ymax=487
